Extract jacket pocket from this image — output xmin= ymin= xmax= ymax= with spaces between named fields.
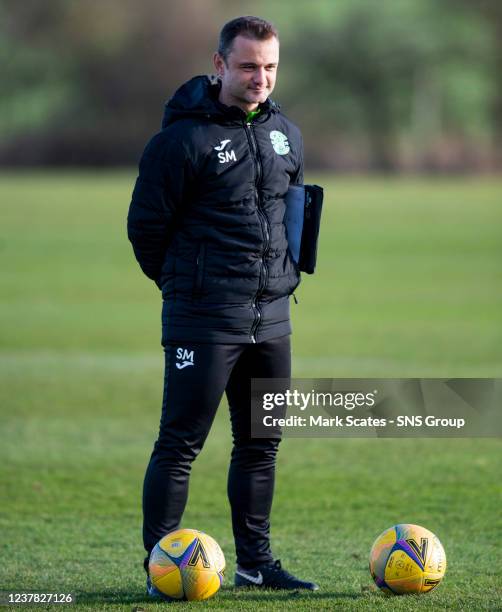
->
xmin=193 ymin=242 xmax=206 ymax=297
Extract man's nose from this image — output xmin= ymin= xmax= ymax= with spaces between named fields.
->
xmin=253 ymin=68 xmax=267 ymax=86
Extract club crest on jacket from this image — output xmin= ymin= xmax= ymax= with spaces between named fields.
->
xmin=270 ymin=130 xmax=290 ymax=155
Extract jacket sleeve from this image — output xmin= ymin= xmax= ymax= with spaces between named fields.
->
xmin=127 ymin=132 xmax=191 ymax=287
xmin=290 ymin=131 xmax=304 ymax=186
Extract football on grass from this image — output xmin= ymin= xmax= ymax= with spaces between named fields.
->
xmin=149 ymin=528 xmax=225 ymax=601
xmin=369 ymin=523 xmax=446 ymax=595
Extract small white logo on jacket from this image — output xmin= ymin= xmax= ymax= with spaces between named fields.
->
xmin=175 ymin=347 xmax=194 ymax=369
xmin=270 ymin=130 xmax=290 ymax=155
xmin=214 ymin=139 xmax=236 ymax=164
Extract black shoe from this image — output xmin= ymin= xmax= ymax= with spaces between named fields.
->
xmin=235 ymin=559 xmax=319 ymax=591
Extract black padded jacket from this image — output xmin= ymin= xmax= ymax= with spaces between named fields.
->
xmin=127 ymin=75 xmax=303 ymax=344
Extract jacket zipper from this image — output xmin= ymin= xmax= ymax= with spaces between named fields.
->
xmin=244 ymin=120 xmax=270 ymax=343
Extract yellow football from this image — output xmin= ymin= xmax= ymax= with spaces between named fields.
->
xmin=149 ymin=528 xmax=225 ymax=601
xmin=369 ymin=524 xmax=446 ymax=595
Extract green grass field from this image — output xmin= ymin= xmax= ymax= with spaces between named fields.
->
xmin=1 ymin=172 xmax=501 ymax=610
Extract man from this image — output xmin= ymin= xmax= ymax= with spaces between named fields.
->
xmin=128 ymin=15 xmax=318 ymax=594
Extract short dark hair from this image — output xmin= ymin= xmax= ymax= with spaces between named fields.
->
xmin=218 ymin=16 xmax=279 ymax=63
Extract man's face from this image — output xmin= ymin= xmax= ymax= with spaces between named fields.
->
xmin=214 ymin=34 xmax=279 ymax=112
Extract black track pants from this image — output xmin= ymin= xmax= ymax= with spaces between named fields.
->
xmin=142 ymin=335 xmax=291 ymax=569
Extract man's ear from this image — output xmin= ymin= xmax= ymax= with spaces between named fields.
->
xmin=213 ymin=52 xmax=225 ymax=77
